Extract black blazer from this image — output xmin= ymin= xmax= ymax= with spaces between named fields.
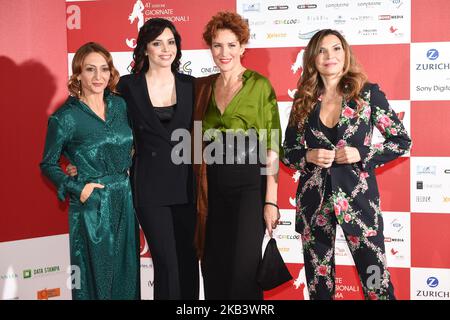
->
xmin=117 ymin=72 xmax=195 ymax=207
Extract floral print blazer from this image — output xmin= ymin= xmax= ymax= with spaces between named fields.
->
xmin=282 ymin=83 xmax=411 ymax=237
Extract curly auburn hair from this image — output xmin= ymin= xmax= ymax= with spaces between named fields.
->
xmin=203 ymin=11 xmax=250 ymax=46
xmin=288 ymin=29 xmax=367 ymax=132
xmin=131 ymin=18 xmax=182 ymax=74
xmin=68 ymin=42 xmax=120 ymax=98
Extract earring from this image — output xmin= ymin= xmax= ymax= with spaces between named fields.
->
xmin=78 ymin=80 xmax=81 ymax=96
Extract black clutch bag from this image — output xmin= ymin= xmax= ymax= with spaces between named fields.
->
xmin=257 ymin=237 xmax=293 ymax=290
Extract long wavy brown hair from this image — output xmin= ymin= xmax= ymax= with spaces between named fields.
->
xmin=289 ymin=29 xmax=367 ymax=131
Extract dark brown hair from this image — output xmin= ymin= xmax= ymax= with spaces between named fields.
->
xmin=132 ymin=18 xmax=182 ymax=74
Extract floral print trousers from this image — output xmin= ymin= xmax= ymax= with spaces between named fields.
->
xmin=301 ymin=187 xmax=396 ymax=300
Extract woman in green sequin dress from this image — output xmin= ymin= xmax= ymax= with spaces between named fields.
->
xmin=40 ymin=43 xmax=139 ymax=300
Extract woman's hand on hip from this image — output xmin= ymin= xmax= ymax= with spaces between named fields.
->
xmin=80 ymin=183 xmax=105 ymax=203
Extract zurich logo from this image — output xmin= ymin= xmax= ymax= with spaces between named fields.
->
xmin=426 ymin=49 xmax=439 ymax=60
xmin=426 ymin=277 xmax=439 ymax=288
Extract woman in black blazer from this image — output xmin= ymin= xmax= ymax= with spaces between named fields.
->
xmin=117 ymin=18 xmax=198 ymax=300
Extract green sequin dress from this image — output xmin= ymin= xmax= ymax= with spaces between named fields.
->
xmin=40 ymin=92 xmax=139 ymax=300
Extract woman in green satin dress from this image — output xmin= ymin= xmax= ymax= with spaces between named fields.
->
xmin=40 ymin=42 xmax=139 ymax=300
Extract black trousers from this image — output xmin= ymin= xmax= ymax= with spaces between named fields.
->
xmin=136 ymin=203 xmax=199 ymax=300
xmin=202 ymin=162 xmax=266 ymax=300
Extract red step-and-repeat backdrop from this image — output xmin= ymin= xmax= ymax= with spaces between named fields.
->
xmin=1 ymin=0 xmax=450 ymax=300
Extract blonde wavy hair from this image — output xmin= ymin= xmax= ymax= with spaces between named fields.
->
xmin=289 ymin=29 xmax=367 ymax=131
xmin=68 ymin=42 xmax=120 ymax=98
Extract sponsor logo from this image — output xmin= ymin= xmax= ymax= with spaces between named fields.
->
xmin=416 ymin=49 xmax=450 ymax=72
xmin=390 ymin=26 xmax=398 ymax=33
xmin=126 ymin=0 xmax=145 ymax=49
xmin=289 ymin=196 xmax=296 ymax=207
xmin=37 ymin=288 xmax=61 ymax=300
xmin=389 ymin=25 xmax=404 ymax=38
xmin=268 ymin=5 xmax=289 ymax=10
xmin=267 ymin=32 xmax=287 ymax=39
xmin=326 ymin=3 xmax=349 ymax=9
xmin=23 ymin=266 xmax=62 ymax=279
xmin=23 ymin=269 xmax=32 ymax=279
xmin=297 ymin=4 xmax=317 ymax=9
xmin=140 ymin=228 xmax=151 ymax=258
xmin=288 ymin=49 xmax=305 ymax=99
xmin=127 ymin=60 xmax=135 ymax=74
xmin=288 ymin=89 xmax=297 ymax=99
xmin=416 ymin=290 xmax=450 ymax=298
xmin=200 ymin=65 xmax=220 ymax=76
xmin=416 ymin=64 xmax=450 ymax=71
xmin=306 ymin=15 xmax=329 ymax=22
xmin=358 ymin=1 xmax=382 ymax=8
xmin=416 ymin=277 xmax=450 ymax=298
xmin=358 ymin=29 xmax=378 ymax=36
xmin=334 ymin=277 xmax=360 ymax=299
xmin=129 ymin=0 xmax=145 ymax=32
xmin=391 ymin=0 xmax=403 ymax=8
xmin=396 ymin=111 xmax=405 ymax=120
xmin=427 ymin=49 xmax=439 ymax=60
xmin=334 ymin=15 xmax=346 ymax=24
xmin=384 ymin=237 xmax=404 ymax=242
xmin=390 ymin=248 xmax=399 ymax=255
xmin=278 ymin=220 xmax=292 ymax=226
xmin=274 ymin=19 xmax=301 ymax=25
xmin=298 ymin=30 xmax=319 ymax=40
xmin=277 ymin=234 xmax=300 ymax=240
xmin=390 ymin=219 xmax=404 ymax=232
xmin=427 ymin=277 xmax=439 ymax=288
xmin=445 ymin=169 xmax=450 ymax=174
xmin=444 ymin=196 xmax=450 ymax=203
xmin=350 ymin=15 xmax=374 ymax=22
xmin=335 ymin=247 xmax=347 ymax=256
xmin=417 ymin=182 xmax=443 ymax=190
xmin=243 ymin=3 xmax=261 ymax=12
xmin=1 ymin=272 xmax=18 ymax=280
xmin=417 ymin=165 xmax=436 ymax=175
xmin=180 ymin=61 xmax=192 ymax=75
xmin=416 ymin=196 xmax=431 ymax=203
xmin=249 ymin=20 xmax=266 ymax=26
xmin=379 ymin=14 xmax=404 ymax=20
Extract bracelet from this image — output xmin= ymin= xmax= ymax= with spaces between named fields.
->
xmin=264 ymin=201 xmax=279 ymax=210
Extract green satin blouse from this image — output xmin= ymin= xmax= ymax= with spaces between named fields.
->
xmin=202 ymin=69 xmax=282 ymax=153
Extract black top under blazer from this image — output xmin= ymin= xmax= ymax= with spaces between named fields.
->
xmin=117 ymin=72 xmax=195 ymax=207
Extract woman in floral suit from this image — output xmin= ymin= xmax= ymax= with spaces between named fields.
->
xmin=283 ymin=29 xmax=411 ymax=300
